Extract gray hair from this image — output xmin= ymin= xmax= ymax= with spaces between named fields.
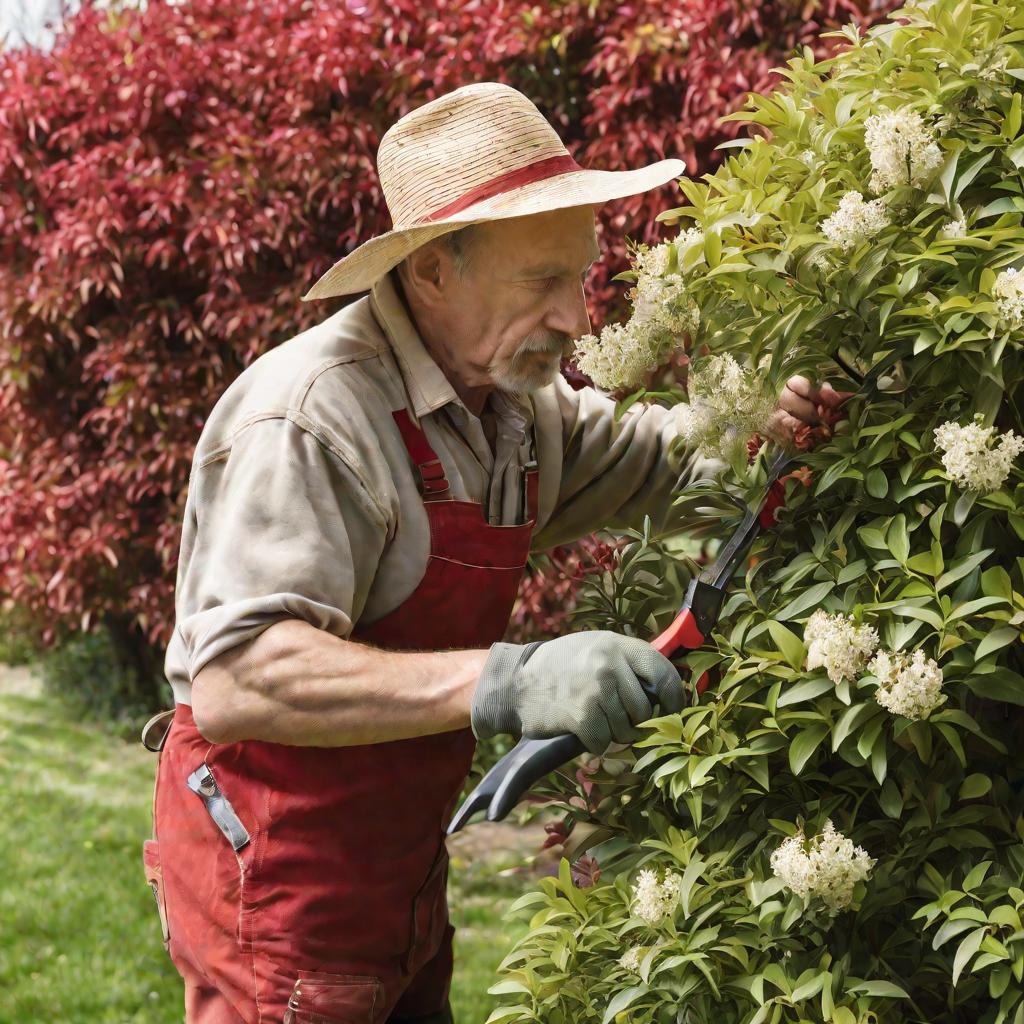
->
xmin=439 ymin=224 xmax=480 ymax=277
xmin=397 ymin=223 xmax=481 ymax=285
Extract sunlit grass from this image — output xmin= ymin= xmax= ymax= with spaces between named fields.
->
xmin=0 ymin=669 xmax=538 ymax=1023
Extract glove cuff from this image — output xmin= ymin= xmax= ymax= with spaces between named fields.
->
xmin=470 ymin=641 xmax=529 ymax=740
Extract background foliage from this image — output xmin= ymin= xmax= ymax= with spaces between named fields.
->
xmin=485 ymin=1 xmax=1024 ymax=1022
xmin=0 ymin=0 xmax=894 ymax=704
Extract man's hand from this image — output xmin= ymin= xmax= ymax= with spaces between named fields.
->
xmin=470 ymin=632 xmax=686 ymax=755
xmin=765 ymin=374 xmax=854 ymax=451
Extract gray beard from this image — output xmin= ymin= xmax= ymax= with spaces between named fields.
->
xmin=491 ymin=334 xmax=568 ymax=393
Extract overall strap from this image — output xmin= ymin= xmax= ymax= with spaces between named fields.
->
xmin=392 ymin=409 xmax=451 ymax=501
xmin=524 ymin=461 xmax=539 ymax=524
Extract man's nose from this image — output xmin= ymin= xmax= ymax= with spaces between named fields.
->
xmin=546 ymin=278 xmax=591 ymax=342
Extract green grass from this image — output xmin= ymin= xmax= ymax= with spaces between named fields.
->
xmin=0 ymin=671 xmax=535 ymax=1023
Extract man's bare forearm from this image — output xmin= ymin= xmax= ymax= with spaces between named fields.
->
xmin=190 ymin=618 xmax=490 ymax=747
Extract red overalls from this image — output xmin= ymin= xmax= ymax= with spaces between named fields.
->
xmin=144 ymin=407 xmax=539 ymax=1023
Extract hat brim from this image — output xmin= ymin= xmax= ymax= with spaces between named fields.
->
xmin=300 ymin=158 xmax=686 ymax=301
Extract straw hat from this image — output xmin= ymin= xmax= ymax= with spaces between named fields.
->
xmin=300 ymin=82 xmax=685 ymax=300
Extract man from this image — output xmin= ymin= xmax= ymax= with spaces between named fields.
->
xmin=143 ymin=82 xmax=846 ymax=1024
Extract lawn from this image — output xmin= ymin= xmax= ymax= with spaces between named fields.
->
xmin=0 ymin=665 xmax=544 ymax=1023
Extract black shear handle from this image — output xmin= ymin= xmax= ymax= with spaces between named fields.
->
xmin=446 ymin=733 xmax=586 ymax=835
xmin=446 ymin=666 xmax=684 ymax=835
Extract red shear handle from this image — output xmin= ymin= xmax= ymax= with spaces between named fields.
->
xmin=651 ymin=607 xmax=711 ymax=695
xmin=651 ymin=607 xmax=705 ymax=656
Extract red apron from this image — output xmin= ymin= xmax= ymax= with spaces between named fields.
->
xmin=145 ymin=407 xmax=538 ymax=1023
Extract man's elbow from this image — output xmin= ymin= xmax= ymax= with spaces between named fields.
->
xmin=190 ymin=660 xmax=243 ymax=743
xmin=189 ymin=624 xmax=294 ymax=743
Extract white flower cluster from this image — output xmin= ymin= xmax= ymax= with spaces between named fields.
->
xmin=673 ymin=353 xmax=775 ymax=462
xmin=808 ymin=249 xmax=831 ymax=273
xmin=938 ymin=217 xmax=967 ymax=240
xmin=992 ymin=267 xmax=1024 ymax=330
xmin=979 ymin=49 xmax=1011 ymax=82
xmin=820 ymin=191 xmax=891 ymax=252
xmin=575 ymin=320 xmax=670 ymax=391
xmin=863 ymin=108 xmax=944 ymax=193
xmin=618 ymin=947 xmax=643 ymax=972
xmin=933 ymin=419 xmax=1024 ymax=492
xmin=633 ymin=273 xmax=700 ymax=337
xmin=633 ymin=228 xmax=704 ymax=278
xmin=771 ymin=820 xmax=875 ymax=912
xmin=804 ymin=610 xmax=879 ymax=684
xmin=869 ymin=648 xmax=946 ymax=720
xmin=631 ymin=867 xmax=684 ymax=925
xmin=575 ymin=232 xmax=703 ymax=391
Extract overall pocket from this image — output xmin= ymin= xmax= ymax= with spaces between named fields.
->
xmin=142 ymin=839 xmax=170 ymax=953
xmin=401 ymin=842 xmax=449 ymax=976
xmin=283 ymin=969 xmax=383 ymax=1024
xmin=188 ymin=753 xmax=269 ymax=953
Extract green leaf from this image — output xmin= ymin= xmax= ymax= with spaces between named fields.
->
xmin=887 ymin=514 xmax=910 ymax=564
xmin=847 ymin=981 xmax=910 ymax=998
xmin=777 ymin=677 xmax=834 ymax=707
xmin=837 ymin=560 xmax=867 ymax=585
xmin=952 ymin=927 xmax=986 ymax=987
xmin=776 ymin=581 xmax=836 ymax=621
xmin=975 ymin=626 xmax=1019 ymax=662
xmin=602 ymin=986 xmax=646 ymax=1024
xmin=953 ymin=490 xmax=977 ymax=526
xmin=871 ymin=729 xmax=888 ymax=785
xmin=959 ymin=774 xmax=993 ymax=800
xmin=937 ymin=148 xmax=960 ymax=205
xmin=832 ymin=703 xmax=876 ymax=751
xmin=866 ymin=468 xmax=889 ymax=498
xmin=791 ymin=971 xmax=828 ymax=1003
xmin=487 ymin=980 xmax=532 ymax=996
xmin=964 ymin=669 xmax=1024 ymax=706
xmin=768 ymin=621 xmax=807 ymax=670
xmin=1004 ymin=92 xmax=1022 ymax=140
xmin=953 ymin=152 xmax=994 ymax=201
xmin=878 ymin=778 xmax=903 ymax=818
xmin=963 ymin=860 xmax=993 ymax=891
xmin=890 ymin=602 xmax=944 ymax=631
xmin=484 ymin=1006 xmax=532 ymax=1024
xmin=789 ymin=724 xmax=829 ymax=775
xmin=933 ymin=917 xmax=979 ymax=950
xmin=937 ymin=549 xmax=994 ymax=592
xmin=948 ymin=596 xmax=1010 ymax=621
xmin=937 ymin=723 xmax=967 ymax=767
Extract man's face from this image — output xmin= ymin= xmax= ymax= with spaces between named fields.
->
xmin=439 ymin=205 xmax=600 ymax=394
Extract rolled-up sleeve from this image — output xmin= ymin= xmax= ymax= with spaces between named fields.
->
xmin=172 ymin=415 xmax=390 ymax=683
xmin=530 ymin=376 xmax=724 ymax=550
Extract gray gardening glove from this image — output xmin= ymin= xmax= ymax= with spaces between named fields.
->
xmin=470 ymin=631 xmax=686 ymax=755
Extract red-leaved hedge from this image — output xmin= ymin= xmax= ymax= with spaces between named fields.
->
xmin=0 ymin=0 xmax=895 ymax=667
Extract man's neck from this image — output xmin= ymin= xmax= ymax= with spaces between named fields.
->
xmin=395 ymin=272 xmax=493 ymax=417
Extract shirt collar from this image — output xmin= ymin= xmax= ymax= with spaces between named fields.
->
xmin=369 ymin=268 xmax=459 ymax=423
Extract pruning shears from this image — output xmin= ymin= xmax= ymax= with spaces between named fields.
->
xmin=446 ymin=355 xmax=880 ymax=836
xmin=446 ymin=447 xmax=799 ymax=835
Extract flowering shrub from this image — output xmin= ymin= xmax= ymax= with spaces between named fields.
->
xmin=0 ymin=0 xmax=893 ymax=670
xmin=486 ymin=1 xmax=1024 ymax=1021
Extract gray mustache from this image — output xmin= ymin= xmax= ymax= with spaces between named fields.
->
xmin=518 ymin=334 xmax=571 ymax=356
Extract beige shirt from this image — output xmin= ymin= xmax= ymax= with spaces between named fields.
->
xmin=163 ymin=269 xmax=721 ymax=704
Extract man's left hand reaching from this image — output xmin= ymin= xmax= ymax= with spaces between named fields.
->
xmin=766 ymin=374 xmax=854 ymax=451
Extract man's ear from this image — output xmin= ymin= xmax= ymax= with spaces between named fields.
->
xmin=400 ymin=240 xmax=455 ymax=306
